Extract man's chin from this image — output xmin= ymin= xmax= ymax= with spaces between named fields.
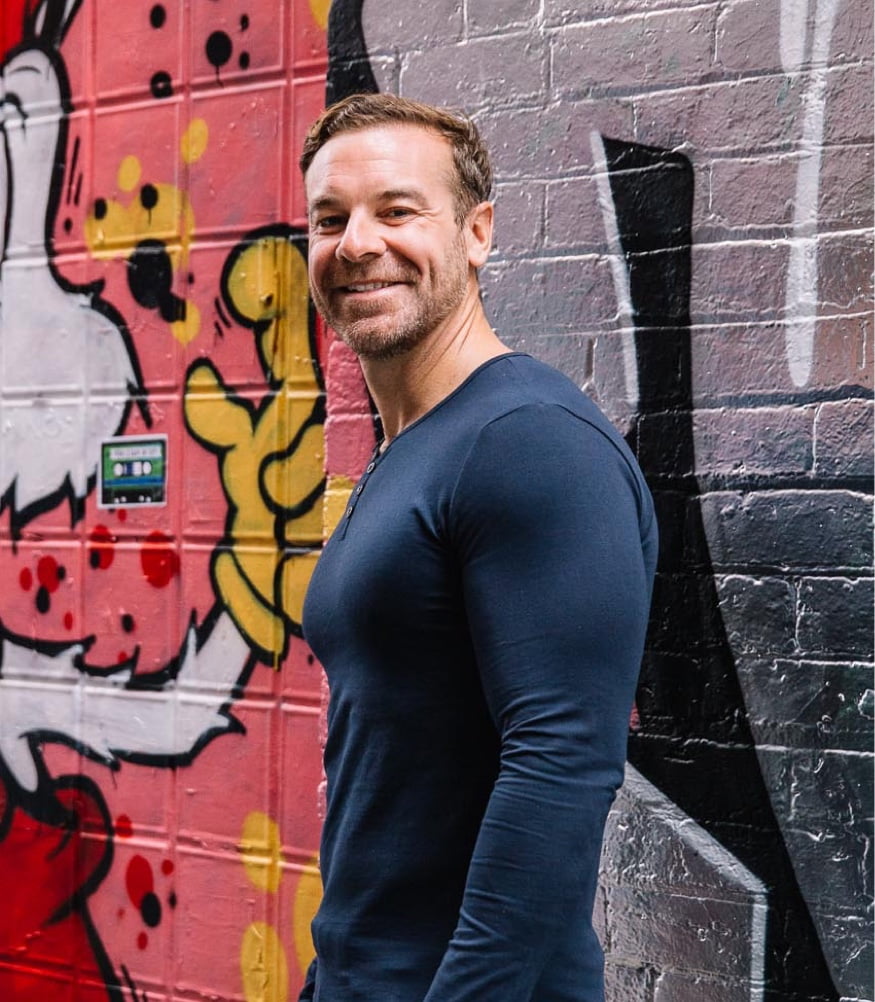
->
xmin=336 ymin=322 xmax=426 ymax=362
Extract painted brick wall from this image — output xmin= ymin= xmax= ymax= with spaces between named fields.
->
xmin=0 ymin=1 xmax=871 ymax=1001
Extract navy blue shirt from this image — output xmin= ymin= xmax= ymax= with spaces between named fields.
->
xmin=301 ymin=353 xmax=657 ymax=1002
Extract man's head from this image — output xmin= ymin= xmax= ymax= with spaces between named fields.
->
xmin=301 ymin=96 xmax=495 ymax=361
xmin=300 ymin=93 xmax=493 ymax=227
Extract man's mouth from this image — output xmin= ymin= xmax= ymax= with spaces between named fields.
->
xmin=343 ymin=282 xmax=397 ymax=293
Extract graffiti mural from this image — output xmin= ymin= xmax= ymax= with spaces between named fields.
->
xmin=322 ymin=1 xmax=873 ymax=1000
xmin=0 ymin=0 xmax=328 ymax=998
xmin=0 ymin=0 xmax=870 ymax=1000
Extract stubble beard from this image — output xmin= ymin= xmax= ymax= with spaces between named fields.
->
xmin=314 ymin=240 xmax=470 ymax=362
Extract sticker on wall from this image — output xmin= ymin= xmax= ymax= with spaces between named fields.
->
xmin=98 ymin=435 xmax=168 ymax=507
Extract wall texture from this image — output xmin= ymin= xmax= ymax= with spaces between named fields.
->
xmin=0 ymin=2 xmax=871 ymax=1002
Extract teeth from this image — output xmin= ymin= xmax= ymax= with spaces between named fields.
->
xmin=347 ymin=282 xmax=393 ymax=292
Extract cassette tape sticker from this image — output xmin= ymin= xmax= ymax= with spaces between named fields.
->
xmin=99 ymin=435 xmax=168 ymax=508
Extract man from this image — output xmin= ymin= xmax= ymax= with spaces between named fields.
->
xmin=299 ymin=93 xmax=658 ymax=1002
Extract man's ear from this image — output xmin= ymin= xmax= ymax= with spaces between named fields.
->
xmin=465 ymin=201 xmax=494 ymax=269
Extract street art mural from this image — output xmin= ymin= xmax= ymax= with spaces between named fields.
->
xmin=0 ymin=0 xmax=870 ymax=1001
xmin=0 ymin=0 xmax=329 ymax=998
xmin=325 ymin=0 xmax=871 ymax=1000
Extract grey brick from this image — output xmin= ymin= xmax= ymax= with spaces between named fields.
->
xmin=690 ymin=240 xmax=790 ymax=324
xmin=810 ymin=314 xmax=874 ymax=395
xmin=400 ymin=34 xmax=547 ymax=112
xmin=545 ymin=0 xmax=698 ymax=28
xmin=551 ymin=7 xmax=718 ymax=98
xmin=825 ymin=64 xmax=875 ymax=145
xmin=466 ymin=0 xmax=540 ymax=35
xmin=819 ymin=144 xmax=875 ymax=232
xmin=361 ymin=0 xmax=463 ymax=55
xmin=814 ymin=399 xmax=874 ymax=479
xmin=715 ymin=574 xmax=797 ymax=656
xmin=634 ymin=76 xmax=804 ymax=154
xmin=608 ymin=887 xmax=763 ymax=978
xmin=692 ymin=405 xmax=814 ymax=476
xmin=735 ymin=656 xmax=875 ymax=753
xmin=808 ymin=910 xmax=875 ymax=1000
xmin=481 ymin=255 xmax=617 ymax=342
xmin=492 ymin=181 xmax=546 ymax=258
xmin=544 ymin=175 xmax=606 ymax=252
xmin=690 ymin=324 xmax=800 ymax=402
xmin=699 ymin=490 xmax=873 ymax=572
xmin=478 ymin=99 xmax=634 ymax=181
xmin=653 ymin=969 xmax=763 ymax=1002
xmin=797 ymin=576 xmax=874 ymax=657
xmin=832 ymin=0 xmax=875 ymax=65
xmin=605 ymin=962 xmax=654 ymax=1001
xmin=780 ymin=821 xmax=872 ymax=913
xmin=715 ymin=0 xmax=785 ymax=75
xmin=818 ymin=231 xmax=874 ymax=316
xmin=705 ymin=154 xmax=798 ymax=234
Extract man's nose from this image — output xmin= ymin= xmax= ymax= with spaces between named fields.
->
xmin=336 ymin=211 xmax=385 ymax=262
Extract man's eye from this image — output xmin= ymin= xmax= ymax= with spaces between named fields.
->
xmin=385 ymin=207 xmax=414 ymax=220
xmin=313 ymin=216 xmax=344 ymax=231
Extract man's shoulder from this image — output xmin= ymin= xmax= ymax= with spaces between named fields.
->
xmin=464 ymin=352 xmax=623 ymax=446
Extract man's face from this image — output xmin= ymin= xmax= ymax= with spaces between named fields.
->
xmin=304 ymin=124 xmax=476 ymax=360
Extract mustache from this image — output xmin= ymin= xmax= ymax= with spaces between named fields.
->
xmin=328 ymin=267 xmax=417 ymax=287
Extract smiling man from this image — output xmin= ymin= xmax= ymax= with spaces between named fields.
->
xmin=298 ymin=94 xmax=658 ymax=1002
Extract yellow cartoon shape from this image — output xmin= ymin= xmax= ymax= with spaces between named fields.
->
xmin=184 ymin=227 xmax=325 ymax=664
xmin=84 ymin=141 xmax=205 ymax=346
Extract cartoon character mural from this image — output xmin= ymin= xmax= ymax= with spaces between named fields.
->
xmin=0 ymin=0 xmax=329 ymax=998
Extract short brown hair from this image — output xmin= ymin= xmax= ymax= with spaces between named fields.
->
xmin=300 ymin=93 xmax=493 ymax=224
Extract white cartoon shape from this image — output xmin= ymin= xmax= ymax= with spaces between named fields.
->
xmin=0 ymin=12 xmax=142 ymax=523
xmin=0 ymin=611 xmax=250 ymax=794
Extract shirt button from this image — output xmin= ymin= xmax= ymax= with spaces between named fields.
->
xmin=366 ymin=462 xmax=376 ymax=473
xmin=345 ymin=507 xmax=353 ymax=518
xmin=355 ymin=485 xmax=363 ymax=494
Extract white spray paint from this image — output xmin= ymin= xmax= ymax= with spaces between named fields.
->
xmin=0 ymin=612 xmax=250 ymax=793
xmin=781 ymin=0 xmax=841 ymax=386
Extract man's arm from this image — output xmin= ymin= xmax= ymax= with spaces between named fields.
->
xmin=298 ymin=957 xmax=317 ymax=1001
xmin=424 ymin=403 xmax=656 ymax=1002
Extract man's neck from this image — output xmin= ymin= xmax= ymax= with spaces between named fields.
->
xmin=360 ymin=294 xmax=509 ymax=447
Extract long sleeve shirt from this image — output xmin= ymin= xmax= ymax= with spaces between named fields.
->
xmin=301 ymin=353 xmax=657 ymax=1002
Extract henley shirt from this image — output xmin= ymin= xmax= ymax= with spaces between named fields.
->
xmin=301 ymin=352 xmax=657 ymax=1002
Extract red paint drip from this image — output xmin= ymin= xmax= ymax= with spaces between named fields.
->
xmin=140 ymin=531 xmax=179 ymax=588
xmin=19 ymin=567 xmax=32 ymax=591
xmin=89 ymin=525 xmax=115 ymax=570
xmin=161 ymin=859 xmax=174 ymax=876
xmin=115 ymin=815 xmax=133 ymax=839
xmin=117 ymin=651 xmax=129 ymax=664
xmin=37 ymin=555 xmax=62 ymax=593
xmin=137 ymin=931 xmax=148 ymax=950
xmin=118 ymin=509 xmax=127 ymax=522
xmin=63 ymin=611 xmax=74 ymax=630
xmin=125 ymin=854 xmax=154 ymax=909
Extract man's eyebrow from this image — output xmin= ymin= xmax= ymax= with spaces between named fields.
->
xmin=308 ymin=195 xmax=341 ymax=216
xmin=377 ymin=187 xmax=428 ymax=204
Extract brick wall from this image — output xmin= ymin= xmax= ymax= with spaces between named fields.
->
xmin=0 ymin=1 xmax=870 ymax=1000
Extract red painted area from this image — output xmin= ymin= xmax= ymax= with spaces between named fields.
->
xmin=0 ymin=779 xmax=114 ymax=1001
xmin=115 ymin=815 xmax=133 ymax=839
xmin=136 ymin=932 xmax=148 ymax=951
xmin=140 ymin=531 xmax=179 ymax=588
xmin=36 ymin=556 xmax=63 ymax=593
xmin=19 ymin=567 xmax=32 ymax=590
xmin=0 ymin=1 xmax=33 ymax=58
xmin=125 ymin=855 xmax=153 ymax=910
xmin=63 ymin=611 xmax=74 ymax=630
xmin=88 ymin=526 xmax=115 ymax=571
xmin=161 ymin=859 xmax=174 ymax=876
